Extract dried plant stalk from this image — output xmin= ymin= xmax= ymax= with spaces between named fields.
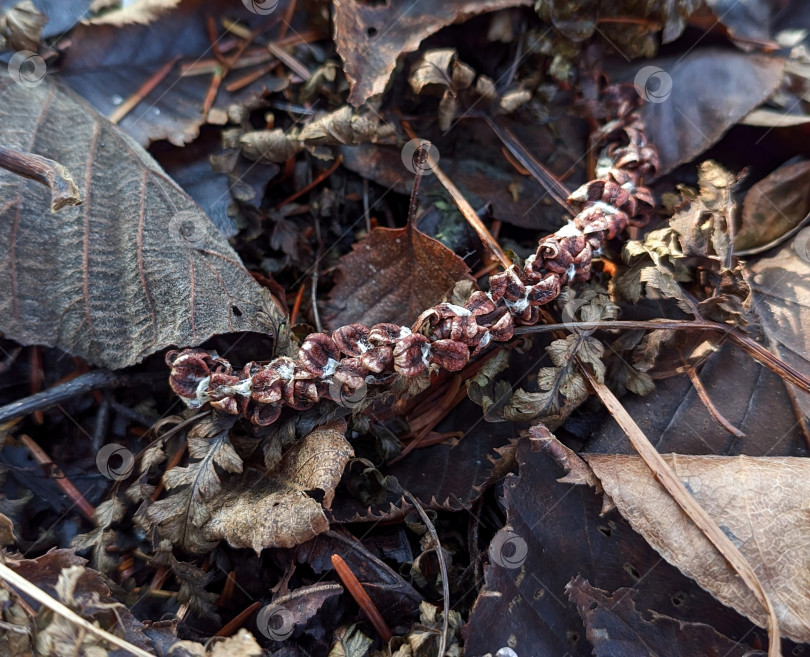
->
xmin=168 ymin=100 xmax=658 ymax=426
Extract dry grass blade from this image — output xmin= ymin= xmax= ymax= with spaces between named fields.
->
xmin=0 ymin=561 xmax=154 ymax=657
xmin=582 ymin=368 xmax=782 ymax=657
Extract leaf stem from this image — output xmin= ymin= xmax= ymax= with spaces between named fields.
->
xmin=517 ymin=319 xmax=810 ymax=395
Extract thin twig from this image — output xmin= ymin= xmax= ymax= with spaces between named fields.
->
xmin=583 ymin=369 xmax=782 ymax=657
xmin=273 ymin=154 xmax=343 ymax=209
xmin=0 ymin=146 xmax=81 ymax=212
xmin=0 ymin=370 xmax=155 ymax=425
xmin=408 ymin=143 xmax=429 ymax=225
xmin=0 ymin=561 xmax=154 ymax=657
xmin=18 ymin=434 xmax=95 ymax=521
xmin=403 ymin=491 xmax=450 ymax=657
xmin=685 ymin=366 xmax=745 ymax=438
xmin=215 ymin=600 xmax=261 ymax=637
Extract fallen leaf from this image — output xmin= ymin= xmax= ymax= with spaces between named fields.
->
xmin=10 ymin=551 xmax=156 ymax=655
xmin=737 ymin=160 xmax=810 ymax=252
xmin=297 ymin=106 xmax=396 ymax=146
xmin=639 ymin=49 xmax=785 ymax=175
xmin=333 ymin=0 xmax=531 ymax=107
xmin=584 ymin=453 xmax=810 ymax=643
xmin=535 ymin=0 xmax=699 ymax=44
xmin=202 ymin=419 xmax=353 ymax=552
xmin=589 ymin=341 xmax=804 ymax=457
xmin=0 ymin=71 xmax=284 ymax=369
xmin=255 ymin=583 xmax=344 ymax=645
xmin=324 ymin=223 xmax=472 ymax=331
xmin=701 ymin=0 xmax=774 ymax=44
xmin=463 ymin=436 xmax=758 ymax=656
xmin=746 ymin=238 xmax=810 ymax=424
xmin=330 ymin=398 xmax=517 ymax=522
xmin=60 ymin=0 xmax=287 ymax=146
xmin=0 ymin=0 xmax=46 ymax=51
xmin=298 ymin=530 xmax=422 ymax=625
xmin=566 ymin=575 xmax=764 ymax=657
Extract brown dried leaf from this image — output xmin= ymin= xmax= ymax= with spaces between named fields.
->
xmin=10 ymin=552 xmax=155 ymax=655
xmin=737 ymin=160 xmax=810 ymax=252
xmin=0 ymin=0 xmax=46 ymax=51
xmin=746 ymin=239 xmax=810 ymax=423
xmin=240 ymin=128 xmax=305 ymax=163
xmin=640 ymin=49 xmax=784 ymax=175
xmin=408 ymin=48 xmax=475 ymax=94
xmin=584 ymin=453 xmax=810 ymax=643
xmin=60 ymin=0 xmax=284 ymax=146
xmin=202 ymin=419 xmax=353 ymax=552
xmin=0 ymin=71 xmax=284 ymax=369
xmin=324 ymin=224 xmax=472 ymax=330
xmin=589 ymin=340 xmax=804 ymax=457
xmin=298 ymin=530 xmax=421 ymax=622
xmin=464 ymin=437 xmax=755 ymax=656
xmin=297 ymin=106 xmax=396 ymax=147
xmin=566 ymin=576 xmax=764 ymax=657
xmin=333 ymin=0 xmax=531 ymax=106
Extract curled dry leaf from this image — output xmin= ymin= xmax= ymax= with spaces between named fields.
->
xmin=324 ymin=224 xmax=472 ymax=330
xmin=0 ymin=0 xmax=47 ymax=51
xmin=584 ymin=453 xmax=810 ymax=643
xmin=536 ymin=0 xmax=699 ymax=43
xmin=10 ymin=551 xmax=156 ymax=655
xmin=240 ymin=128 xmax=305 ymax=163
xmin=0 ymin=71 xmax=284 ymax=369
xmin=333 ymin=0 xmax=531 ymax=106
xmin=202 ymin=419 xmax=353 ymax=553
xmin=297 ymin=106 xmax=396 ymax=146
